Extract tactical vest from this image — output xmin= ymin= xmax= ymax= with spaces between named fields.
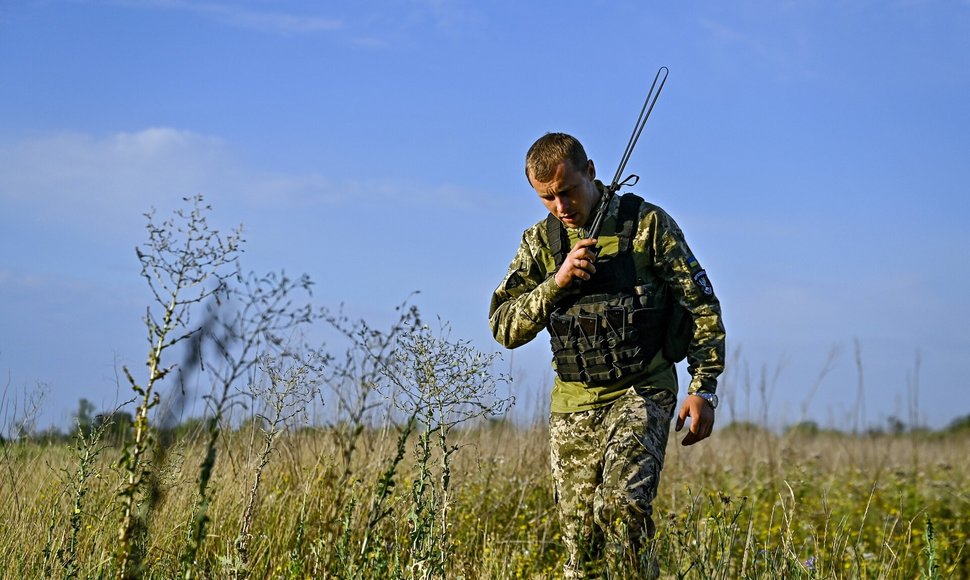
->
xmin=546 ymin=194 xmax=673 ymax=384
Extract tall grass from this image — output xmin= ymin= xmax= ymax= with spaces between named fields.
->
xmin=1 ymin=196 xmax=967 ymax=578
xmin=2 ymin=421 xmax=968 ymax=578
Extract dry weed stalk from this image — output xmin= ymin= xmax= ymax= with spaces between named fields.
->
xmin=116 ymin=195 xmax=241 ymax=579
xmin=322 ymin=300 xmax=421 ymax=492
xmin=181 ymin=270 xmax=316 ymax=579
xmin=233 ymin=347 xmax=327 ymax=577
xmin=384 ymin=320 xmax=513 ymax=579
xmin=53 ymin=408 xmax=124 ymax=578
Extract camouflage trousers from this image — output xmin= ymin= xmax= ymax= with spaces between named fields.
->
xmin=550 ymin=386 xmax=677 ymax=579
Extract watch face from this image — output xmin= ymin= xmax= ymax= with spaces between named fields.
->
xmin=698 ymin=392 xmax=717 ymax=409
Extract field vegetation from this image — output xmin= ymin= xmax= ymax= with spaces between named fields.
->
xmin=2 ymin=413 xmax=968 ymax=578
xmin=1 ymin=197 xmax=967 ymax=579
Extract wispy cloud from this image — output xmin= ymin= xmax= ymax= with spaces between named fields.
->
xmin=700 ymin=17 xmax=775 ymax=62
xmin=411 ymin=0 xmax=483 ymax=33
xmin=103 ymin=0 xmax=342 ymax=34
xmin=90 ymin=0 xmax=484 ymax=47
xmin=242 ymin=168 xmax=494 ymax=211
xmin=0 ymin=128 xmax=492 ymax=239
xmin=0 ymin=128 xmax=233 ymax=222
xmin=0 ymin=268 xmax=85 ymax=294
xmin=699 ymin=15 xmax=818 ymax=83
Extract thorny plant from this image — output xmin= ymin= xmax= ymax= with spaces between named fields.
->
xmin=116 ymin=195 xmax=241 ymax=579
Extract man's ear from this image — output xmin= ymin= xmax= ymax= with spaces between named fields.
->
xmin=586 ymin=159 xmax=596 ymax=180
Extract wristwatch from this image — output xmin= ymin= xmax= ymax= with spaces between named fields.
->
xmin=693 ymin=391 xmax=718 ymax=410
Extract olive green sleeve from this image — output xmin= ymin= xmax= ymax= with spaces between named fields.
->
xmin=640 ymin=207 xmax=726 ymax=394
xmin=489 ymin=226 xmax=572 ymax=349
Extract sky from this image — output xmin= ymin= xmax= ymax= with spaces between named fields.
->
xmin=1 ymin=0 xmax=968 ymax=433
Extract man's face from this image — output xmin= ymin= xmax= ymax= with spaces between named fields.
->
xmin=529 ymin=160 xmax=600 ymax=229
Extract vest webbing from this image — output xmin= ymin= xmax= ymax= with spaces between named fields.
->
xmin=544 ymin=194 xmax=672 ymax=385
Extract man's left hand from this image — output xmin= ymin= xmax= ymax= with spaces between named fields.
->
xmin=675 ymin=394 xmax=715 ymax=446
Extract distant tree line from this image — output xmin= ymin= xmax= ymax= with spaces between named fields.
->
xmin=4 ymin=398 xmax=969 ymax=448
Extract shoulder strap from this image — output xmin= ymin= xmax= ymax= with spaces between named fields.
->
xmin=546 ymin=213 xmax=569 ymax=268
xmin=545 ymin=193 xmax=643 ymax=265
xmin=616 ymin=193 xmax=643 ymax=254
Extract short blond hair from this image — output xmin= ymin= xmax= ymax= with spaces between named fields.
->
xmin=525 ymin=133 xmax=588 ymax=183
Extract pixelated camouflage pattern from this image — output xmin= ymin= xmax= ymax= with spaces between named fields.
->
xmin=489 ymin=182 xmax=726 ymax=412
xmin=550 ymin=386 xmax=676 ymax=578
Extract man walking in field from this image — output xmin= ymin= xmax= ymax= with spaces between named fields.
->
xmin=489 ymin=133 xmax=726 ymax=577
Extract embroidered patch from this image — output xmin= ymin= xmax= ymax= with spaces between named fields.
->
xmin=692 ymin=270 xmax=713 ymax=296
xmin=686 ymin=255 xmax=699 ymax=269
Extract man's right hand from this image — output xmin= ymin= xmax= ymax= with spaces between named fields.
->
xmin=554 ymin=238 xmax=599 ymax=288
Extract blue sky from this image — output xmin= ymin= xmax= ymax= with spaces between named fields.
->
xmin=1 ymin=0 xmax=968 ymax=431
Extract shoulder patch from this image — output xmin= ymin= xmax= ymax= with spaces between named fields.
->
xmin=692 ymin=269 xmax=714 ymax=296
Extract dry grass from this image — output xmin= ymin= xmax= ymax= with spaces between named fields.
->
xmin=1 ymin=420 xmax=967 ymax=579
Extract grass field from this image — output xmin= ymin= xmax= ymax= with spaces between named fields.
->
xmin=3 ymin=198 xmax=965 ymax=579
xmin=1 ymin=417 xmax=967 ymax=579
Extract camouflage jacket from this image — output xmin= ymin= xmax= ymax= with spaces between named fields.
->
xmin=489 ymin=184 xmax=726 ymax=413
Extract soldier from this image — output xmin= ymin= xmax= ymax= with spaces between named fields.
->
xmin=489 ymin=133 xmax=726 ymax=578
